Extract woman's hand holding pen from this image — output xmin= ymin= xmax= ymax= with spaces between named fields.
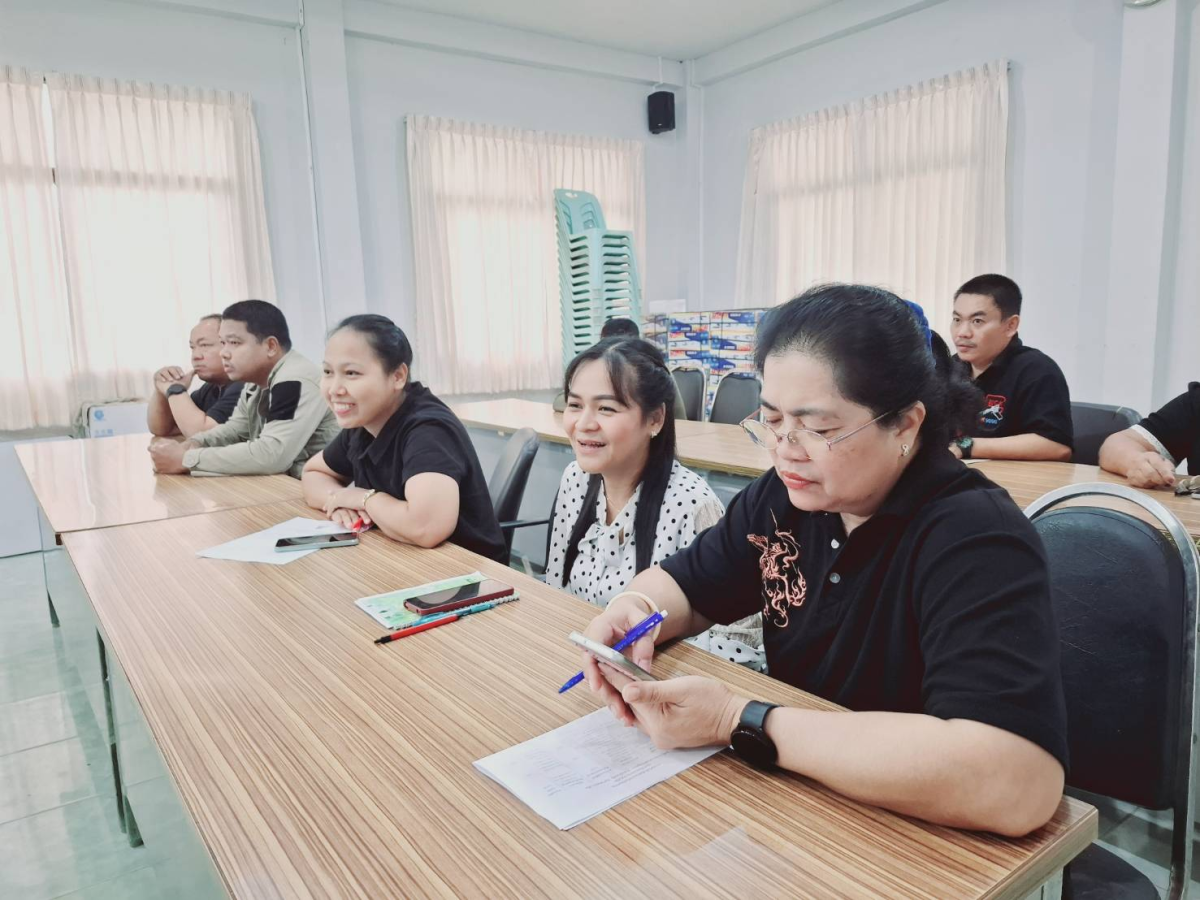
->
xmin=580 ymin=594 xmax=660 ymax=726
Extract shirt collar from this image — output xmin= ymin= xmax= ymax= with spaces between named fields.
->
xmin=364 ymin=381 xmax=429 ymax=464
xmin=872 ymin=443 xmax=966 ymax=522
xmin=974 ymin=335 xmax=1023 ymax=380
xmin=265 ymin=351 xmax=293 ymax=387
xmin=578 ymin=480 xmax=642 ymax=564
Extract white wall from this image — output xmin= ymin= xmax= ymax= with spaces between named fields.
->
xmin=698 ymin=0 xmax=1128 ymax=405
xmin=344 ymin=34 xmax=687 ymax=339
xmin=1164 ymin=4 xmax=1200 ymax=400
xmin=0 ymin=0 xmax=328 ymax=360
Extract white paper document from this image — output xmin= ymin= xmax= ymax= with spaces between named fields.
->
xmin=197 ymin=517 xmax=350 ymax=565
xmin=474 ymin=709 xmax=721 ymax=830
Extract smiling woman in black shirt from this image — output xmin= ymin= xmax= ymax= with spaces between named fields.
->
xmin=579 ymin=284 xmax=1068 ymax=837
xmin=301 ymin=315 xmax=505 ymax=562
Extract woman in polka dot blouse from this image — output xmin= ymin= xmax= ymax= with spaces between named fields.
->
xmin=544 ymin=337 xmax=765 ymax=672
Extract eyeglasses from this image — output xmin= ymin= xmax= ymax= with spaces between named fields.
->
xmin=740 ymin=409 xmax=898 ymax=456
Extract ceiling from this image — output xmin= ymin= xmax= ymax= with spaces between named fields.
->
xmin=383 ymin=0 xmax=840 ymax=59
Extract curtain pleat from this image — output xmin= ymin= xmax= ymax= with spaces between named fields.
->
xmin=406 ymin=115 xmax=646 ymax=395
xmin=44 ymin=74 xmax=276 ymax=410
xmin=0 ymin=66 xmax=74 ymax=429
xmin=733 ymin=60 xmax=1008 ymax=333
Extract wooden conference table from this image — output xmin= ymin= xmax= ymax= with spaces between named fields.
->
xmin=451 ymin=397 xmax=774 ymax=478
xmin=451 ymin=399 xmax=1200 ymax=538
xmin=60 ymin=497 xmax=1095 ymax=899
xmin=15 ymin=432 xmax=304 ymax=537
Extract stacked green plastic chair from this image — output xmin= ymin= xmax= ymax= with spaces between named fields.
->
xmin=555 ymin=189 xmax=642 ymax=368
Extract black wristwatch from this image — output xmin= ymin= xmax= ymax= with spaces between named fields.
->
xmin=955 ymin=436 xmax=974 ymax=459
xmin=730 ymin=700 xmax=780 ymax=769
xmin=166 ymin=384 xmax=188 ymax=398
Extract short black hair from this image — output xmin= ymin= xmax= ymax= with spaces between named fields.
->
xmin=599 ymin=317 xmax=640 ymax=339
xmin=755 ymin=283 xmax=981 ymax=445
xmin=331 ymin=314 xmax=413 ymax=374
xmin=954 ymin=274 xmax=1022 ymax=319
xmin=221 ymin=299 xmax=292 ymax=351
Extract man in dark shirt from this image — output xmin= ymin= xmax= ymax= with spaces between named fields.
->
xmin=1100 ymin=382 xmax=1200 ymax=489
xmin=318 ymin=382 xmax=506 ymax=562
xmin=949 ymin=275 xmax=1073 ymax=461
xmin=147 ymin=314 xmax=244 ymax=439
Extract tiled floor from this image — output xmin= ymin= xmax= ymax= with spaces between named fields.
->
xmin=0 ymin=553 xmax=177 ymax=900
xmin=1 ymin=550 xmax=1198 ymax=899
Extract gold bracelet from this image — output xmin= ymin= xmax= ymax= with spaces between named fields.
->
xmin=361 ymin=488 xmax=377 ymax=509
xmin=607 ymin=591 xmax=662 ymax=642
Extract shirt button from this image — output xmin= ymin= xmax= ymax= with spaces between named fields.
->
xmin=829 ymin=573 xmax=841 ymax=584
xmin=831 ymin=539 xmax=840 ymax=549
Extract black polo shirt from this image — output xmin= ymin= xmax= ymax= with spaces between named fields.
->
xmin=1137 ymin=382 xmax=1200 ymax=475
xmin=321 ymin=382 xmax=506 ymax=562
xmin=191 ymin=380 xmax=244 ymax=425
xmin=954 ymin=337 xmax=1073 ymax=449
xmin=660 ymin=446 xmax=1069 ymax=769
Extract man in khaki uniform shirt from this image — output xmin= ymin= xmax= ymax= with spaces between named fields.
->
xmin=149 ymin=300 xmax=339 ymax=478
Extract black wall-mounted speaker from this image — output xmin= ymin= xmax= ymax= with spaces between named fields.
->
xmin=648 ymin=91 xmax=675 ymax=134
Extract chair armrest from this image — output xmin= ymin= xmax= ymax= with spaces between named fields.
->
xmin=499 ymin=518 xmax=551 ymax=532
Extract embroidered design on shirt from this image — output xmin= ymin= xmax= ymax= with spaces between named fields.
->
xmin=748 ymin=510 xmax=806 ymax=628
xmin=978 ymin=394 xmax=1007 ymax=432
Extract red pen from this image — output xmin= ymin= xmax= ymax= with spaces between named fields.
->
xmin=351 ymin=517 xmax=364 ymax=532
xmin=374 ymin=614 xmax=458 ymax=644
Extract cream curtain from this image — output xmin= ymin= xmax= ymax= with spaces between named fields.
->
xmin=734 ymin=60 xmax=1009 ymax=330
xmin=46 ymin=74 xmax=276 ymax=408
xmin=0 ymin=67 xmax=74 ymax=429
xmin=406 ymin=115 xmax=645 ymax=394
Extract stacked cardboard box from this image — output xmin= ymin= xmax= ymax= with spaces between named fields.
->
xmin=645 ymin=309 xmax=766 ymax=419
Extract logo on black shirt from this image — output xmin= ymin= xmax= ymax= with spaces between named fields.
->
xmin=978 ymin=394 xmax=1007 ymax=433
xmin=748 ymin=511 xmax=806 ymax=628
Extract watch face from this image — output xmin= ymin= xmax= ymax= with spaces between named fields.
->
xmin=167 ymin=384 xmax=187 ymax=397
xmin=731 ymin=726 xmax=776 ymax=769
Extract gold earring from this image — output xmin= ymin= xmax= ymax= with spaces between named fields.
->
xmin=901 ymin=444 xmax=910 ymax=457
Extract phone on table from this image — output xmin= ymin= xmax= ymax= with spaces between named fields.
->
xmin=274 ymin=532 xmax=359 ymax=552
xmin=568 ymin=632 xmax=657 ymax=682
xmin=403 ymin=578 xmax=514 ymax=615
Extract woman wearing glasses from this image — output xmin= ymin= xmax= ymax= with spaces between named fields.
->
xmin=578 ymin=284 xmax=1069 ymax=837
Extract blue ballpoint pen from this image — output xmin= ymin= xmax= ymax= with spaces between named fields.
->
xmin=558 ymin=609 xmax=667 ymax=694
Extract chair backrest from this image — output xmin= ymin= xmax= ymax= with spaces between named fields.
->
xmin=709 ymin=372 xmax=762 ymax=425
xmin=1070 ymin=401 xmax=1141 ymax=466
xmin=671 ymin=367 xmax=705 ymax=422
xmin=488 ymin=427 xmax=540 ymax=553
xmin=672 ymin=384 xmax=687 ymax=421
xmin=1025 ymin=483 xmax=1198 ymax=897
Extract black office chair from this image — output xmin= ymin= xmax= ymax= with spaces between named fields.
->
xmin=671 ymin=367 xmax=705 ymax=422
xmin=487 ymin=427 xmax=547 ymax=563
xmin=1025 ymin=484 xmax=1199 ymax=900
xmin=672 ymin=385 xmax=687 ymax=421
xmin=1070 ymin=402 xmax=1141 ymax=466
xmin=709 ymin=372 xmax=761 ymax=425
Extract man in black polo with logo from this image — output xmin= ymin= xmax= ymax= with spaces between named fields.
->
xmin=948 ymin=274 xmax=1073 ymax=462
xmin=1099 ymin=382 xmax=1200 ymax=490
xmin=147 ymin=314 xmax=244 ymax=439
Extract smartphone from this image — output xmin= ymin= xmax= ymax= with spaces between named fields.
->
xmin=568 ymin=632 xmax=657 ymax=682
xmin=274 ymin=532 xmax=359 ymax=552
xmin=403 ymin=579 xmax=514 ymax=614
